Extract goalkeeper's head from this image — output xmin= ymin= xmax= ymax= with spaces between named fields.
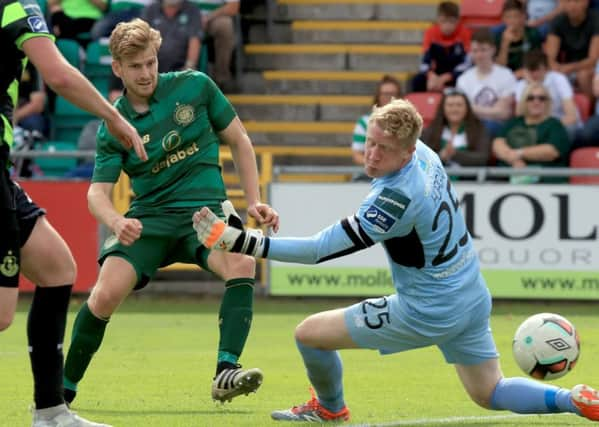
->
xmin=363 ymin=99 xmax=423 ymax=178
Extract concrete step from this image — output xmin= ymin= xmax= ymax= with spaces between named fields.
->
xmin=229 ymin=94 xmax=372 ymax=121
xmin=260 ymin=70 xmax=410 ymax=94
xmin=272 ymin=0 xmax=441 ymax=21
xmin=291 ymin=20 xmax=427 ymax=44
xmin=244 ymin=44 xmax=421 ymax=71
xmin=244 ymin=120 xmax=354 ymax=146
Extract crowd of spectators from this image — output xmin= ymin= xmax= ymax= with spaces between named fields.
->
xmin=352 ymin=0 xmax=599 ymax=183
xmin=13 ymin=0 xmax=599 ymax=181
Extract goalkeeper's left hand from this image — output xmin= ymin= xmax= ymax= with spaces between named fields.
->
xmin=193 ymin=206 xmax=266 ymax=256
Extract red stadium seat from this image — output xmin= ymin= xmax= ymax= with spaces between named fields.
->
xmin=573 ymin=92 xmax=591 ymax=123
xmin=405 ymin=92 xmax=442 ymax=128
xmin=460 ymin=0 xmax=503 ymax=29
xmin=569 ymin=147 xmax=599 ymax=184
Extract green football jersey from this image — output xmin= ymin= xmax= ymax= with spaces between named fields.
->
xmin=93 ymin=70 xmax=237 ymax=214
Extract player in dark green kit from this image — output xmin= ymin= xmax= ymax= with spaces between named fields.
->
xmin=62 ymin=18 xmax=280 ymax=406
xmin=0 ymin=1 xmax=145 ymax=426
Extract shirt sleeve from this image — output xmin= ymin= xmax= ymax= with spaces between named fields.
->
xmin=91 ymin=123 xmax=126 ymax=183
xmin=201 ymin=72 xmax=236 ymax=131
xmin=3 ymin=0 xmax=53 ymax=50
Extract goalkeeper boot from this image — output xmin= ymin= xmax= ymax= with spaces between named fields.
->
xmin=271 ymin=388 xmax=350 ymax=422
xmin=572 ymin=384 xmax=599 ymax=421
xmin=31 ymin=403 xmax=112 ymax=427
xmin=212 ymin=363 xmax=263 ymax=403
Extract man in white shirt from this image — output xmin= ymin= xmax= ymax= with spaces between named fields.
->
xmin=457 ymin=28 xmax=516 ymax=137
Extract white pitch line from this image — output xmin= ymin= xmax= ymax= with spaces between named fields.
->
xmin=349 ymin=412 xmax=574 ymax=426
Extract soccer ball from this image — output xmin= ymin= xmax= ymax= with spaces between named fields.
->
xmin=512 ymin=313 xmax=580 ymax=380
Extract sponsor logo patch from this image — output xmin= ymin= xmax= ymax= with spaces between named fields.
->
xmin=373 ymin=188 xmax=411 ymax=219
xmin=363 ymin=206 xmax=395 ymax=232
xmin=27 ymin=16 xmax=48 ymax=33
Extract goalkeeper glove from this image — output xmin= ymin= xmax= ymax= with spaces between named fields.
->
xmin=193 ymin=202 xmax=268 ymax=257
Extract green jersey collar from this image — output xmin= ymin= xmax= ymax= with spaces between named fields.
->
xmin=119 ymin=74 xmax=167 ymax=119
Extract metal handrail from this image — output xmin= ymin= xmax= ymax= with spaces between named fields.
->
xmin=273 ymin=165 xmax=599 ymax=182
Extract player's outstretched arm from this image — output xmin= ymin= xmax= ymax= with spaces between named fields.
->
xmin=22 ymin=37 xmax=148 ymax=161
xmin=193 ymin=207 xmax=267 ymax=257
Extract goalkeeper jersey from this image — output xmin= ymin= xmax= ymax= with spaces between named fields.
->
xmin=266 ymin=140 xmax=487 ymax=322
xmin=93 ymin=70 xmax=237 ymax=214
xmin=0 ymin=0 xmax=52 ymax=151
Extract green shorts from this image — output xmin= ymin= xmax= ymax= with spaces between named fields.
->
xmin=99 ymin=204 xmax=224 ymax=290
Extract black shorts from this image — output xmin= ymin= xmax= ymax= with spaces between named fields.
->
xmin=0 ymin=148 xmax=46 ymax=287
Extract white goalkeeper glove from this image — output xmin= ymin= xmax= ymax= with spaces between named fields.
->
xmin=193 ymin=201 xmax=267 ymax=257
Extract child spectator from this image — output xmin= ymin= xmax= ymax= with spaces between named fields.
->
xmin=495 ymin=0 xmax=543 ymax=79
xmin=411 ymin=1 xmax=471 ymax=92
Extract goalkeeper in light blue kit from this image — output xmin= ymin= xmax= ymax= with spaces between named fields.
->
xmin=193 ymin=98 xmax=599 ymax=423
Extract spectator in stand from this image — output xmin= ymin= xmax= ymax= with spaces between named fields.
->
xmin=525 ymin=0 xmax=563 ymax=38
xmin=545 ymin=0 xmax=599 ymax=98
xmin=492 ymin=82 xmax=571 ymax=183
xmin=90 ymin=0 xmax=152 ymax=40
xmin=495 ymin=0 xmax=543 ymax=79
xmin=14 ymin=62 xmax=47 ymax=137
xmin=411 ymin=1 xmax=471 ymax=93
xmin=456 ymin=28 xmax=517 ymax=138
xmin=515 ymin=50 xmax=580 ymax=139
xmin=573 ymin=61 xmax=599 ymax=148
xmin=421 ymin=88 xmax=490 ymax=167
xmin=141 ymin=0 xmax=202 ymax=73
xmin=352 ymin=75 xmax=402 ymax=165
xmin=49 ymin=0 xmax=108 ymax=43
xmin=189 ymin=0 xmax=239 ymax=91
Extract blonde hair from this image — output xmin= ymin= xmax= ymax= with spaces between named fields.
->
xmin=368 ymin=98 xmax=423 ymax=148
xmin=517 ymin=82 xmax=552 ymax=118
xmin=109 ymin=18 xmax=162 ymax=61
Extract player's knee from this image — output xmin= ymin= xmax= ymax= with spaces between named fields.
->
xmin=59 ymin=256 xmax=77 ymax=284
xmin=88 ymin=285 xmax=120 ymax=317
xmin=294 ymin=316 xmax=318 ymax=345
xmin=227 ymin=254 xmax=256 ymax=278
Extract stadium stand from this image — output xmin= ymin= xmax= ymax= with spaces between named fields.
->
xmin=35 ymin=140 xmax=79 ymax=177
xmin=85 ymin=39 xmax=113 ymax=96
xmin=459 ymin=0 xmax=503 ymax=29
xmin=56 ymin=38 xmax=83 ymax=69
xmin=404 ymin=92 xmax=442 ymax=127
xmin=574 ymin=92 xmax=592 ymax=123
xmin=569 ymin=147 xmax=599 ymax=184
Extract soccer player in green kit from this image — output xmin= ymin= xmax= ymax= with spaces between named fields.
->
xmin=62 ymin=18 xmax=280 ymax=406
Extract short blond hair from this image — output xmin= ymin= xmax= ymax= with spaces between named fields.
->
xmin=368 ymin=99 xmax=423 ymax=148
xmin=109 ymin=18 xmax=162 ymax=61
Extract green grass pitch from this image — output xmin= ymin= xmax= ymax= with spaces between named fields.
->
xmin=1 ymin=296 xmax=597 ymax=426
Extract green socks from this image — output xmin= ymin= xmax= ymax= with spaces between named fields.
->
xmin=217 ymin=278 xmax=254 ymax=371
xmin=63 ymin=302 xmax=109 ymax=396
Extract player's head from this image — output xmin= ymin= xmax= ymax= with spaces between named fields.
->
xmin=110 ymin=18 xmax=162 ymax=101
xmin=364 ymin=99 xmax=423 ymax=178
xmin=436 ymin=1 xmax=460 ymax=36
